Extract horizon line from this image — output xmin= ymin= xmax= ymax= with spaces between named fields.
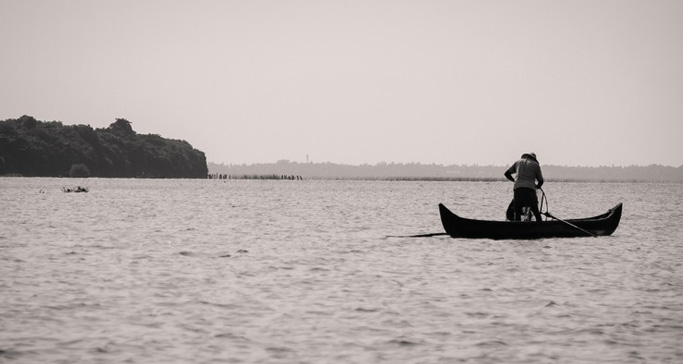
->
xmin=207 ymin=160 xmax=683 ymax=169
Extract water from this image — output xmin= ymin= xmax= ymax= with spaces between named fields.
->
xmin=1 ymin=178 xmax=682 ymax=363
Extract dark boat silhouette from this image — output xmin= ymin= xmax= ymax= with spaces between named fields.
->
xmin=439 ymin=203 xmax=622 ymax=239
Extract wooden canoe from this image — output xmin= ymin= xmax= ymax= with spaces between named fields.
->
xmin=439 ymin=203 xmax=622 ymax=240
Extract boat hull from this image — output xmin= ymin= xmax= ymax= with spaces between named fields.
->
xmin=439 ymin=203 xmax=622 ymax=240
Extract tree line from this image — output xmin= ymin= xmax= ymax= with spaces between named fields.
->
xmin=0 ymin=116 xmax=207 ymax=178
xmin=209 ymin=160 xmax=683 ymax=182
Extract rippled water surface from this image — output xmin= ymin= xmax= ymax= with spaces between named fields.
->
xmin=1 ymin=178 xmax=682 ymax=363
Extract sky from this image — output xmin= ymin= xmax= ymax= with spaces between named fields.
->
xmin=1 ymin=0 xmax=682 ymax=167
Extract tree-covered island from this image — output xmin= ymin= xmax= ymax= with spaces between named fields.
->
xmin=0 ymin=115 xmax=208 ymax=178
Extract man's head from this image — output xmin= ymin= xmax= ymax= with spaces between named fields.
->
xmin=521 ymin=152 xmax=538 ymax=162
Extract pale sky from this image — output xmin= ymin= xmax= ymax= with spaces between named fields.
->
xmin=1 ymin=0 xmax=682 ymax=167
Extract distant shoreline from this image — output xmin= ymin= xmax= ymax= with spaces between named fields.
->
xmin=212 ymin=175 xmax=680 ymax=183
xmin=208 ymin=161 xmax=683 ymax=183
xmin=2 ymin=175 xmax=678 ymax=183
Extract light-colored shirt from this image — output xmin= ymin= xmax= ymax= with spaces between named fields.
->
xmin=505 ymin=158 xmax=544 ymax=190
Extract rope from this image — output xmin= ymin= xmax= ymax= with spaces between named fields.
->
xmin=539 ymin=187 xmax=549 ymax=221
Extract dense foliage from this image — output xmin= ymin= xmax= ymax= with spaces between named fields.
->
xmin=0 ymin=116 xmax=208 ymax=178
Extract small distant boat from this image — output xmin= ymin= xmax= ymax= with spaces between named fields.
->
xmin=439 ymin=203 xmax=622 ymax=240
xmin=62 ymin=186 xmax=88 ymax=193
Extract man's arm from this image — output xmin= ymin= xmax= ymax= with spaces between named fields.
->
xmin=536 ymin=167 xmax=544 ymax=189
xmin=504 ymin=164 xmax=516 ymax=182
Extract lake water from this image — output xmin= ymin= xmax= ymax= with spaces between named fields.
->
xmin=1 ymin=178 xmax=682 ymax=363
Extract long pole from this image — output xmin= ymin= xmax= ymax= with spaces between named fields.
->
xmin=543 ymin=212 xmax=597 ymax=238
xmin=386 ymin=232 xmax=448 ymax=238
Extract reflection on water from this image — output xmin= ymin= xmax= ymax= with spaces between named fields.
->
xmin=1 ymin=178 xmax=682 ymax=363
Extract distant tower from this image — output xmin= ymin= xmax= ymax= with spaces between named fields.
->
xmin=306 ymin=154 xmax=309 ymax=163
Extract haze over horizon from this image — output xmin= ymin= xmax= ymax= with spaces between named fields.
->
xmin=209 ymin=160 xmax=683 ymax=168
xmin=2 ymin=1 xmax=682 ymax=168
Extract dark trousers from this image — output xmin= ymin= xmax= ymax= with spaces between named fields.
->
xmin=514 ymin=188 xmax=542 ymax=221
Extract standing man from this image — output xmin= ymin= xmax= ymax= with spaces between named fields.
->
xmin=504 ymin=153 xmax=544 ymax=221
